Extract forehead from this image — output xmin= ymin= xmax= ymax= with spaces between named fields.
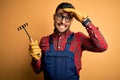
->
xmin=56 ymin=9 xmax=71 ymax=15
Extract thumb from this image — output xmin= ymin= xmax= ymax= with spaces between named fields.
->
xmin=29 ymin=40 xmax=38 ymax=46
xmin=35 ymin=40 xmax=38 ymax=45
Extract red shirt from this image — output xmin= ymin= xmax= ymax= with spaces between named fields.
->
xmin=31 ymin=19 xmax=108 ymax=75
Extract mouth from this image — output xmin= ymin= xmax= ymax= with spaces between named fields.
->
xmin=58 ymin=23 xmax=67 ymax=27
xmin=54 ymin=22 xmax=69 ymax=33
xmin=58 ymin=24 xmax=66 ymax=30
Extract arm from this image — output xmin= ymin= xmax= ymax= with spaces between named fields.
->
xmin=31 ymin=36 xmax=50 ymax=74
xmin=29 ymin=40 xmax=43 ymax=74
xmin=31 ymin=58 xmax=42 ymax=74
xmin=82 ymin=18 xmax=108 ymax=52
xmin=63 ymin=8 xmax=108 ymax=52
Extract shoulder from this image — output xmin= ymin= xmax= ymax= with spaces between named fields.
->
xmin=40 ymin=35 xmax=50 ymax=43
xmin=39 ymin=35 xmax=50 ymax=50
xmin=73 ymin=32 xmax=89 ymax=42
xmin=74 ymin=32 xmax=87 ymax=38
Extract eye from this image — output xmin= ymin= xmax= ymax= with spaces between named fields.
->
xmin=65 ymin=16 xmax=73 ymax=22
xmin=66 ymin=17 xmax=70 ymax=20
xmin=56 ymin=14 xmax=63 ymax=20
xmin=57 ymin=14 xmax=62 ymax=19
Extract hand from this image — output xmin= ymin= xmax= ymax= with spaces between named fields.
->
xmin=63 ymin=8 xmax=88 ymax=22
xmin=29 ymin=40 xmax=41 ymax=60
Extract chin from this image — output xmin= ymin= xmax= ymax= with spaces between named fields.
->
xmin=59 ymin=30 xmax=65 ymax=33
xmin=58 ymin=29 xmax=69 ymax=33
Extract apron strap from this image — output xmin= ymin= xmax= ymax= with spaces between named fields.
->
xmin=67 ymin=33 xmax=74 ymax=44
xmin=65 ymin=33 xmax=74 ymax=50
xmin=49 ymin=34 xmax=54 ymax=50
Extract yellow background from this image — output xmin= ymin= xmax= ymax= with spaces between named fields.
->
xmin=0 ymin=0 xmax=120 ymax=80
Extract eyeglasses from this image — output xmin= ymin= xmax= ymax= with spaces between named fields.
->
xmin=55 ymin=13 xmax=73 ymax=22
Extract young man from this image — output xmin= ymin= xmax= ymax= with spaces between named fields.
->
xmin=29 ymin=2 xmax=108 ymax=80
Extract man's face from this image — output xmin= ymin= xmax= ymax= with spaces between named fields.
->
xmin=54 ymin=9 xmax=73 ymax=33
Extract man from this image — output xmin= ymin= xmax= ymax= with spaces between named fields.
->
xmin=29 ymin=2 xmax=108 ymax=80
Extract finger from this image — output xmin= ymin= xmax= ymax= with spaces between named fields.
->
xmin=31 ymin=45 xmax=40 ymax=49
xmin=31 ymin=54 xmax=40 ymax=59
xmin=29 ymin=42 xmax=36 ymax=46
xmin=63 ymin=8 xmax=75 ymax=13
xmin=29 ymin=40 xmax=39 ymax=46
xmin=35 ymin=40 xmax=38 ymax=44
xmin=31 ymin=53 xmax=41 ymax=59
xmin=31 ymin=48 xmax=40 ymax=52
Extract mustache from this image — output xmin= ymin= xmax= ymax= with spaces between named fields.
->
xmin=58 ymin=23 xmax=67 ymax=27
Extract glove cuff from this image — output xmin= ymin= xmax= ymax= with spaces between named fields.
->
xmin=82 ymin=18 xmax=91 ymax=27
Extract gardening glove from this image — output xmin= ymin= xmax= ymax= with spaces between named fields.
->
xmin=63 ymin=8 xmax=88 ymax=22
xmin=29 ymin=40 xmax=41 ymax=60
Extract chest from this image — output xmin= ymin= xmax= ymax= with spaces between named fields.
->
xmin=41 ymin=34 xmax=82 ymax=52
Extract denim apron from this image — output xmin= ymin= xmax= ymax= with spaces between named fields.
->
xmin=43 ymin=33 xmax=79 ymax=80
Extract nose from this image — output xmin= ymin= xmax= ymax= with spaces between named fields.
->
xmin=61 ymin=17 xmax=66 ymax=23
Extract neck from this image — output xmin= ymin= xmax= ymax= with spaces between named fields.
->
xmin=54 ymin=28 xmax=70 ymax=36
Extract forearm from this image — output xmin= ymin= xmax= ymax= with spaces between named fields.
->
xmin=31 ymin=58 xmax=42 ymax=74
xmin=83 ymin=18 xmax=108 ymax=51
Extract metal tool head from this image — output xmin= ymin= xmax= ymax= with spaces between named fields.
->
xmin=17 ymin=22 xmax=33 ymax=42
xmin=17 ymin=23 xmax=28 ymax=31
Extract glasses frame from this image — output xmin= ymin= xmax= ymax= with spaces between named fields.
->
xmin=55 ymin=13 xmax=73 ymax=22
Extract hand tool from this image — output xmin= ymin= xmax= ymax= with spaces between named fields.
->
xmin=17 ymin=23 xmax=33 ymax=42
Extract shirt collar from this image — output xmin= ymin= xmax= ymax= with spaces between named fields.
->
xmin=53 ymin=28 xmax=72 ymax=38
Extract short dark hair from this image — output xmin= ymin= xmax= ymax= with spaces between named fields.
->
xmin=55 ymin=2 xmax=75 ymax=13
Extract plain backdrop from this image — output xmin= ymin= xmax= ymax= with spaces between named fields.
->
xmin=0 ymin=0 xmax=120 ymax=80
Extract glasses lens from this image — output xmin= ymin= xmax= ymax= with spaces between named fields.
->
xmin=65 ymin=16 xmax=73 ymax=22
xmin=56 ymin=14 xmax=62 ymax=21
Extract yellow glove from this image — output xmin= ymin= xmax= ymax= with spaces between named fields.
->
xmin=63 ymin=8 xmax=88 ymax=22
xmin=29 ymin=40 xmax=41 ymax=60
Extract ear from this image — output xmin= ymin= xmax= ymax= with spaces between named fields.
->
xmin=71 ymin=18 xmax=74 ymax=23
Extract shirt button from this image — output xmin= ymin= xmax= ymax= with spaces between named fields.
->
xmin=58 ymin=46 xmax=61 ymax=49
xmin=59 ymin=37 xmax=61 ymax=40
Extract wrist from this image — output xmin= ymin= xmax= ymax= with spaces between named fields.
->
xmin=82 ymin=18 xmax=91 ymax=27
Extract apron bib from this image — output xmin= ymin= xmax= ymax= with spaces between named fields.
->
xmin=43 ymin=33 xmax=79 ymax=80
